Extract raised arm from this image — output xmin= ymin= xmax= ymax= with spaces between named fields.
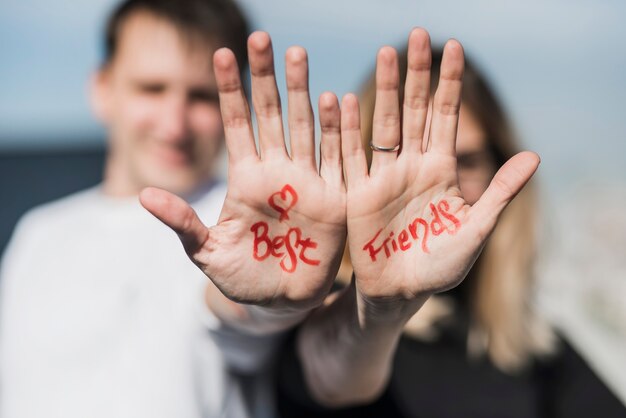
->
xmin=296 ymin=28 xmax=540 ymax=406
xmin=140 ymin=32 xmax=347 ymax=334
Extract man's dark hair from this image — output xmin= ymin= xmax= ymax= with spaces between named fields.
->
xmin=103 ymin=0 xmax=249 ymax=73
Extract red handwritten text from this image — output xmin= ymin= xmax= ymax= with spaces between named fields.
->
xmin=251 ymin=221 xmax=320 ymax=273
xmin=251 ymin=184 xmax=319 ymax=273
xmin=363 ymin=199 xmax=461 ymax=262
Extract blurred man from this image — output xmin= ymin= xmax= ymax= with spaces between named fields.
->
xmin=0 ymin=1 xmax=291 ymax=417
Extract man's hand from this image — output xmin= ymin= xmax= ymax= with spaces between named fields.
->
xmin=343 ymin=28 xmax=539 ymax=321
xmin=140 ymin=32 xmax=346 ymax=313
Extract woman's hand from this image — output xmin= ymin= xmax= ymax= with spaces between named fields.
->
xmin=342 ymin=28 xmax=539 ymax=321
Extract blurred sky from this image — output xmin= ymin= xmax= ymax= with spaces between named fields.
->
xmin=1 ymin=0 xmax=625 ymax=196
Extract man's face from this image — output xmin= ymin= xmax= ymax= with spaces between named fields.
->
xmin=93 ymin=11 xmax=224 ymax=196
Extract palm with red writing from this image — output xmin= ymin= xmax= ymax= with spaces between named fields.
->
xmin=141 ymin=32 xmax=346 ymax=310
xmin=343 ymin=29 xmax=540 ymax=317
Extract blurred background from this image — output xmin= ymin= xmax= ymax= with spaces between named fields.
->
xmin=1 ymin=0 xmax=625 ymax=402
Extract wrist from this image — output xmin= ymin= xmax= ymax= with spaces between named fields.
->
xmin=238 ymin=304 xmax=310 ymax=334
xmin=296 ymin=280 xmax=410 ymax=407
xmin=354 ymin=280 xmax=430 ymax=331
xmin=205 ymin=281 xmax=311 ymax=335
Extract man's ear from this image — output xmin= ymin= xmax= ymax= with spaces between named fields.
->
xmin=89 ymin=68 xmax=111 ymax=123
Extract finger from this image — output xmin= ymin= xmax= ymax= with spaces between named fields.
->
xmin=402 ymin=28 xmax=431 ymax=154
xmin=370 ymin=47 xmax=401 ymax=175
xmin=248 ymin=31 xmax=287 ymax=158
xmin=319 ymin=92 xmax=342 ymax=188
xmin=470 ymin=151 xmax=540 ymax=237
xmin=341 ymin=94 xmax=368 ymax=189
xmin=428 ymin=39 xmax=464 ymax=155
xmin=139 ymin=187 xmax=209 ymax=260
xmin=286 ymin=46 xmax=316 ymax=169
xmin=213 ymin=48 xmax=258 ymax=163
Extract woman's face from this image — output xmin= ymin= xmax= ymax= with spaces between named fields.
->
xmin=455 ymin=104 xmax=497 ymax=205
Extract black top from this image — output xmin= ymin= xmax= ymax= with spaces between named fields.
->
xmin=276 ymin=320 xmax=626 ymax=418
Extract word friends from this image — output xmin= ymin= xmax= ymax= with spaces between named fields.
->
xmin=363 ymin=200 xmax=461 ymax=262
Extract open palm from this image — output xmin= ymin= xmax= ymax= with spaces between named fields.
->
xmin=342 ymin=29 xmax=539 ymax=308
xmin=141 ymin=32 xmax=345 ymax=310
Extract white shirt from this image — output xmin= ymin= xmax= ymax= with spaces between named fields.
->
xmin=0 ymin=183 xmax=279 ymax=418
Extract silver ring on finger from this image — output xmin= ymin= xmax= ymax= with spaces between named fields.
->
xmin=369 ymin=142 xmax=400 ymax=152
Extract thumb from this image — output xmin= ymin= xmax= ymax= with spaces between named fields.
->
xmin=470 ymin=151 xmax=540 ymax=236
xmin=139 ymin=187 xmax=209 ymax=258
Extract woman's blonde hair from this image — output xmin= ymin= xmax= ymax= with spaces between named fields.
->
xmin=338 ymin=47 xmax=555 ymax=373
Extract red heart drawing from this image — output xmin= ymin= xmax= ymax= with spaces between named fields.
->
xmin=268 ymin=184 xmax=298 ymax=222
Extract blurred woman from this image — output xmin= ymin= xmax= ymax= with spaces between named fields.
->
xmin=276 ymin=31 xmax=625 ymax=417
